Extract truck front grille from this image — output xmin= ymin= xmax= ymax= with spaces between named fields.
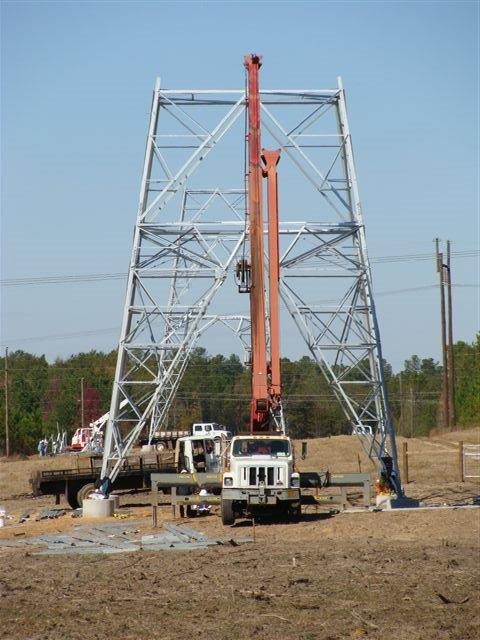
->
xmin=243 ymin=466 xmax=282 ymax=487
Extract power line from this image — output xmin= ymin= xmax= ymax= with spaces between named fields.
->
xmin=0 ymin=327 xmax=119 ymax=345
xmin=2 ymin=249 xmax=479 ymax=287
xmin=3 ymin=363 xmax=476 ymax=375
xmin=371 ymin=249 xmax=478 ymax=264
xmin=1 ymin=273 xmax=126 ymax=287
xmin=3 ymin=280 xmax=478 ymax=346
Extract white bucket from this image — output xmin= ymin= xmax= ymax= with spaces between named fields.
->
xmin=82 ymin=496 xmax=115 ymax=518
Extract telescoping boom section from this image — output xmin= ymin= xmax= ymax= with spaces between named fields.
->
xmin=222 ymin=55 xmax=302 ymax=525
xmin=244 ymin=54 xmax=283 ymax=434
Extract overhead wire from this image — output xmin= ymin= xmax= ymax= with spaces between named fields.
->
xmin=1 ymin=249 xmax=478 ymax=287
xmin=2 ymin=281 xmax=478 ymax=345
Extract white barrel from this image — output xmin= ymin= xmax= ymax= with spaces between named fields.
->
xmin=82 ymin=497 xmax=115 ymax=518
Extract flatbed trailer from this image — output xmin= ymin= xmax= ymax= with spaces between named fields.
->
xmin=30 ymin=455 xmax=176 ymax=509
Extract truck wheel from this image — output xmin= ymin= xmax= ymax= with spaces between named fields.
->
xmin=77 ymin=483 xmax=95 ymax=507
xmin=289 ymin=504 xmax=301 ymax=522
xmin=221 ymin=499 xmax=235 ymax=526
xmin=67 ymin=488 xmax=80 ymax=510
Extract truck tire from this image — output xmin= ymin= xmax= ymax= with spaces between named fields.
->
xmin=67 ymin=487 xmax=80 ymax=510
xmin=221 ymin=499 xmax=235 ymax=526
xmin=77 ymin=483 xmax=95 ymax=507
xmin=289 ymin=503 xmax=301 ymax=522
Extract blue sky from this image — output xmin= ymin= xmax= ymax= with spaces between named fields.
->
xmin=1 ymin=0 xmax=478 ymax=370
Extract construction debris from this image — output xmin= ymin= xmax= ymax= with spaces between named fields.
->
xmin=35 ymin=508 xmax=66 ymax=521
xmin=0 ymin=522 xmax=252 ymax=556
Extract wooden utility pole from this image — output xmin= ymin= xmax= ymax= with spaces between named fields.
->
xmin=436 ymin=238 xmax=450 ymax=429
xmin=410 ymin=385 xmax=415 ymax=438
xmin=458 ymin=441 xmax=464 ymax=482
xmin=4 ymin=347 xmax=10 ymax=457
xmin=80 ymin=377 xmax=85 ymax=428
xmin=399 ymin=372 xmax=403 ymax=430
xmin=402 ymin=441 xmax=409 ymax=484
xmin=446 ymin=240 xmax=455 ymax=428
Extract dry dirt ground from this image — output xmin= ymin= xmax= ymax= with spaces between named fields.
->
xmin=0 ymin=429 xmax=479 ymax=640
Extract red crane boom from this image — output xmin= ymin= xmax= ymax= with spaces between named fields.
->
xmin=244 ymin=54 xmax=282 ymax=433
xmin=262 ymin=149 xmax=282 ymax=408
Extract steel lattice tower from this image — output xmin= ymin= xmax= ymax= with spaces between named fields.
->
xmin=100 ymin=67 xmax=401 ymax=493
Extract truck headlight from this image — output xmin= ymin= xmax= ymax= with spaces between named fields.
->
xmin=223 ymin=476 xmax=233 ymax=487
xmin=290 ymin=473 xmax=300 ymax=488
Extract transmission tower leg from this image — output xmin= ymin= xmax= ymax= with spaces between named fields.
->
xmin=100 ymin=80 xmax=247 ymax=484
xmin=334 ymin=78 xmax=401 ymax=493
xmin=271 ymin=79 xmax=402 ymax=494
xmin=101 ymin=79 xmax=162 ymax=481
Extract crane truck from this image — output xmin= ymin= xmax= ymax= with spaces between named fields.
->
xmin=220 ymin=55 xmax=301 ymax=525
xmin=151 ymin=55 xmax=301 ymax=525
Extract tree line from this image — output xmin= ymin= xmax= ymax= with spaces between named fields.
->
xmin=0 ymin=334 xmax=478 ymax=454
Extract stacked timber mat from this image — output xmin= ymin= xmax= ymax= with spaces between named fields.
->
xmin=0 ymin=522 xmax=252 ymax=555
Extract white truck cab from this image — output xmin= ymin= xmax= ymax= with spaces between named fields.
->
xmin=176 ymin=433 xmax=229 ymax=474
xmin=221 ymin=434 xmax=300 ymax=525
xmin=352 ymin=425 xmax=373 ymax=436
xmin=192 ymin=422 xmax=232 ymax=439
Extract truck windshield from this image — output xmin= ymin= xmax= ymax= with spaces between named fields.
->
xmin=232 ymin=439 xmax=290 ymax=457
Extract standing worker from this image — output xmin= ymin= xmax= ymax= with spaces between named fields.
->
xmin=38 ymin=438 xmax=48 ymax=457
xmin=177 ymin=469 xmax=191 ymax=518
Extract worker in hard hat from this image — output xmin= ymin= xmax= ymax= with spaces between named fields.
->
xmin=197 ymin=488 xmax=211 ymax=516
xmin=38 ymin=438 xmax=48 ymax=457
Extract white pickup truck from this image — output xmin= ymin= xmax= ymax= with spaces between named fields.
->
xmin=221 ymin=434 xmax=301 ymax=525
xmin=140 ymin=423 xmax=231 ymax=453
xmin=192 ymin=423 xmax=233 ymax=439
xmin=140 ymin=429 xmax=191 ymax=451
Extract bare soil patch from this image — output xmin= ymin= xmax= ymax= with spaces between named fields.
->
xmin=0 ymin=430 xmax=479 ymax=640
